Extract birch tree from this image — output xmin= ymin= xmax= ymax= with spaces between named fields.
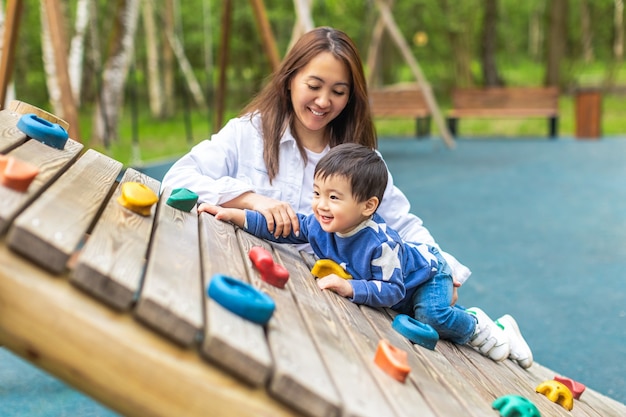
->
xmin=92 ymin=0 xmax=141 ymax=146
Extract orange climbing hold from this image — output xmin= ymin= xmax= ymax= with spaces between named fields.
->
xmin=374 ymin=339 xmax=411 ymax=383
xmin=0 ymin=155 xmax=39 ymax=192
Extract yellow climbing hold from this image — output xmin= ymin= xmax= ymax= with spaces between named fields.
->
xmin=311 ymin=259 xmax=352 ymax=280
xmin=535 ymin=380 xmax=574 ymax=411
xmin=117 ymin=182 xmax=158 ymax=216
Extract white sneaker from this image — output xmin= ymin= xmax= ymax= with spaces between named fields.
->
xmin=496 ymin=314 xmax=534 ymax=369
xmin=466 ymin=307 xmax=510 ymax=362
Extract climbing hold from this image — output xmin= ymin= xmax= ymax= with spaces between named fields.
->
xmin=117 ymin=182 xmax=159 ymax=216
xmin=207 ymin=274 xmax=275 ymax=325
xmin=248 ymin=246 xmax=290 ymax=288
xmin=17 ymin=113 xmax=69 ymax=150
xmin=374 ymin=339 xmax=411 ymax=383
xmin=166 ymin=187 xmax=198 ymax=212
xmin=554 ymin=375 xmax=586 ymax=400
xmin=492 ymin=395 xmax=541 ymax=417
xmin=535 ymin=380 xmax=574 ymax=411
xmin=391 ymin=314 xmax=439 ymax=350
xmin=0 ymin=155 xmax=39 ymax=192
xmin=310 ymin=258 xmax=352 ymax=280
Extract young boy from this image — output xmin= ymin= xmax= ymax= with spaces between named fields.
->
xmin=199 ymin=143 xmax=532 ymax=368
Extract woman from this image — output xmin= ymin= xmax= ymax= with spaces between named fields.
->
xmin=161 ymin=26 xmax=470 ymax=284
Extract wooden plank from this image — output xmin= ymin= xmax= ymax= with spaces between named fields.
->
xmin=451 ymin=87 xmax=559 ymax=111
xmin=361 ymin=306 xmax=493 ymax=417
xmin=319 ymin=282 xmax=438 ymax=417
xmin=500 ymin=359 xmax=602 ymax=417
xmin=198 ymin=212 xmax=273 ymax=388
xmin=527 ymin=362 xmax=626 ymax=417
xmin=0 ymin=109 xmax=28 ymax=153
xmin=436 ymin=341 xmax=575 ymax=417
xmin=7 ymin=149 xmax=121 ymax=273
xmin=134 ymin=187 xmax=203 ymax=347
xmin=71 ymin=168 xmax=160 ymax=310
xmin=236 ymin=234 xmax=342 ymax=417
xmin=291 ymin=251 xmax=398 ymax=417
xmin=0 ymin=137 xmax=83 ymax=234
xmin=0 ymin=244 xmax=301 ymax=417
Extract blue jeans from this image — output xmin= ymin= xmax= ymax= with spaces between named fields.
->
xmin=409 ymin=247 xmax=477 ymax=345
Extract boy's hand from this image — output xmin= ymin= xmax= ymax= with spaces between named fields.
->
xmin=198 ymin=203 xmax=246 ymax=228
xmin=317 ymin=274 xmax=354 ymax=298
xmin=224 ymin=192 xmax=299 ymax=238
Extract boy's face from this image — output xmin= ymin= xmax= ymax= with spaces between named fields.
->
xmin=312 ymin=174 xmax=374 ymax=234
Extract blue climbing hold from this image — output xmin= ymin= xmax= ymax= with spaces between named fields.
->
xmin=392 ymin=314 xmax=439 ymax=350
xmin=207 ymin=274 xmax=275 ymax=325
xmin=17 ymin=113 xmax=69 ymax=150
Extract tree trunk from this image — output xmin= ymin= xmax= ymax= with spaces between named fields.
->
xmin=40 ymin=1 xmax=61 ymax=114
xmin=580 ymin=0 xmax=594 ymax=63
xmin=163 ymin=0 xmax=175 ymax=116
xmin=92 ymin=0 xmax=140 ymax=146
xmin=68 ymin=0 xmax=89 ymax=104
xmin=442 ymin=0 xmax=473 ymax=87
xmin=481 ymin=0 xmax=503 ymax=86
xmin=142 ymin=0 xmax=165 ymax=118
xmin=614 ymin=0 xmax=624 ymax=61
xmin=544 ymin=0 xmax=567 ymax=87
xmin=528 ymin=4 xmax=544 ymax=61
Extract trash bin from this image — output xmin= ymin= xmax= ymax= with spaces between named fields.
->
xmin=575 ymin=88 xmax=602 ymax=139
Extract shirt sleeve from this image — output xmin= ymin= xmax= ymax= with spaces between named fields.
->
xmin=245 ymin=210 xmax=310 ymax=245
xmin=161 ymin=118 xmax=257 ymax=205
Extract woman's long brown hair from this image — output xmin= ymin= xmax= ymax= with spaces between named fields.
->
xmin=241 ymin=26 xmax=377 ymax=182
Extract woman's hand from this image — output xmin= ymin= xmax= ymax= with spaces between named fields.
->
xmin=223 ymin=192 xmax=299 ymax=238
xmin=317 ymin=274 xmax=354 ymax=298
xmin=451 ymin=280 xmax=461 ymax=306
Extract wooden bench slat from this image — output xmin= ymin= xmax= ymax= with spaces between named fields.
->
xmin=262 ymin=241 xmax=342 ymax=417
xmin=0 ymin=138 xmax=83 ymax=234
xmin=199 ymin=213 xmax=273 ymax=388
xmin=447 ymin=87 xmax=559 ymax=138
xmin=134 ymin=188 xmax=203 ymax=347
xmin=7 ymin=149 xmax=122 ymax=273
xmin=369 ymin=87 xmax=431 ymax=137
xmin=0 ymin=109 xmax=27 ymax=153
xmin=71 ymin=168 xmax=160 ymax=310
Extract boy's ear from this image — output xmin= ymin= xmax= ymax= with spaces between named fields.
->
xmin=362 ymin=196 xmax=379 ymax=216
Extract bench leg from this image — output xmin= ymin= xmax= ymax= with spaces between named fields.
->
xmin=447 ymin=117 xmax=458 ymax=137
xmin=548 ymin=117 xmax=558 ymax=139
xmin=415 ymin=117 xmax=431 ymax=139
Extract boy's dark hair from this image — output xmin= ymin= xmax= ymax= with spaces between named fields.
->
xmin=314 ymin=143 xmax=388 ymax=204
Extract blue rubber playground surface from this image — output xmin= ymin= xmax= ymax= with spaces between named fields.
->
xmin=1 ymin=135 xmax=626 ymax=415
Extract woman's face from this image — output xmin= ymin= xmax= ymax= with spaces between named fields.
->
xmin=289 ymin=52 xmax=350 ymax=147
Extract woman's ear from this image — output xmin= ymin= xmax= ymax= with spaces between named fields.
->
xmin=362 ymin=196 xmax=379 ymax=217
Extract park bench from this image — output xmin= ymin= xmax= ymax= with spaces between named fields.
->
xmin=446 ymin=86 xmax=560 ymax=138
xmin=369 ymin=84 xmax=431 ymax=137
xmin=1 ymin=102 xmax=624 ymax=417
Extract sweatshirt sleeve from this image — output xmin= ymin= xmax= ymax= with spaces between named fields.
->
xmin=349 ymin=241 xmax=406 ymax=308
xmin=245 ymin=210 xmax=311 ymax=245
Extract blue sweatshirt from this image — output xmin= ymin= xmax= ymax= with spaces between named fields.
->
xmin=244 ymin=211 xmax=438 ymax=311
